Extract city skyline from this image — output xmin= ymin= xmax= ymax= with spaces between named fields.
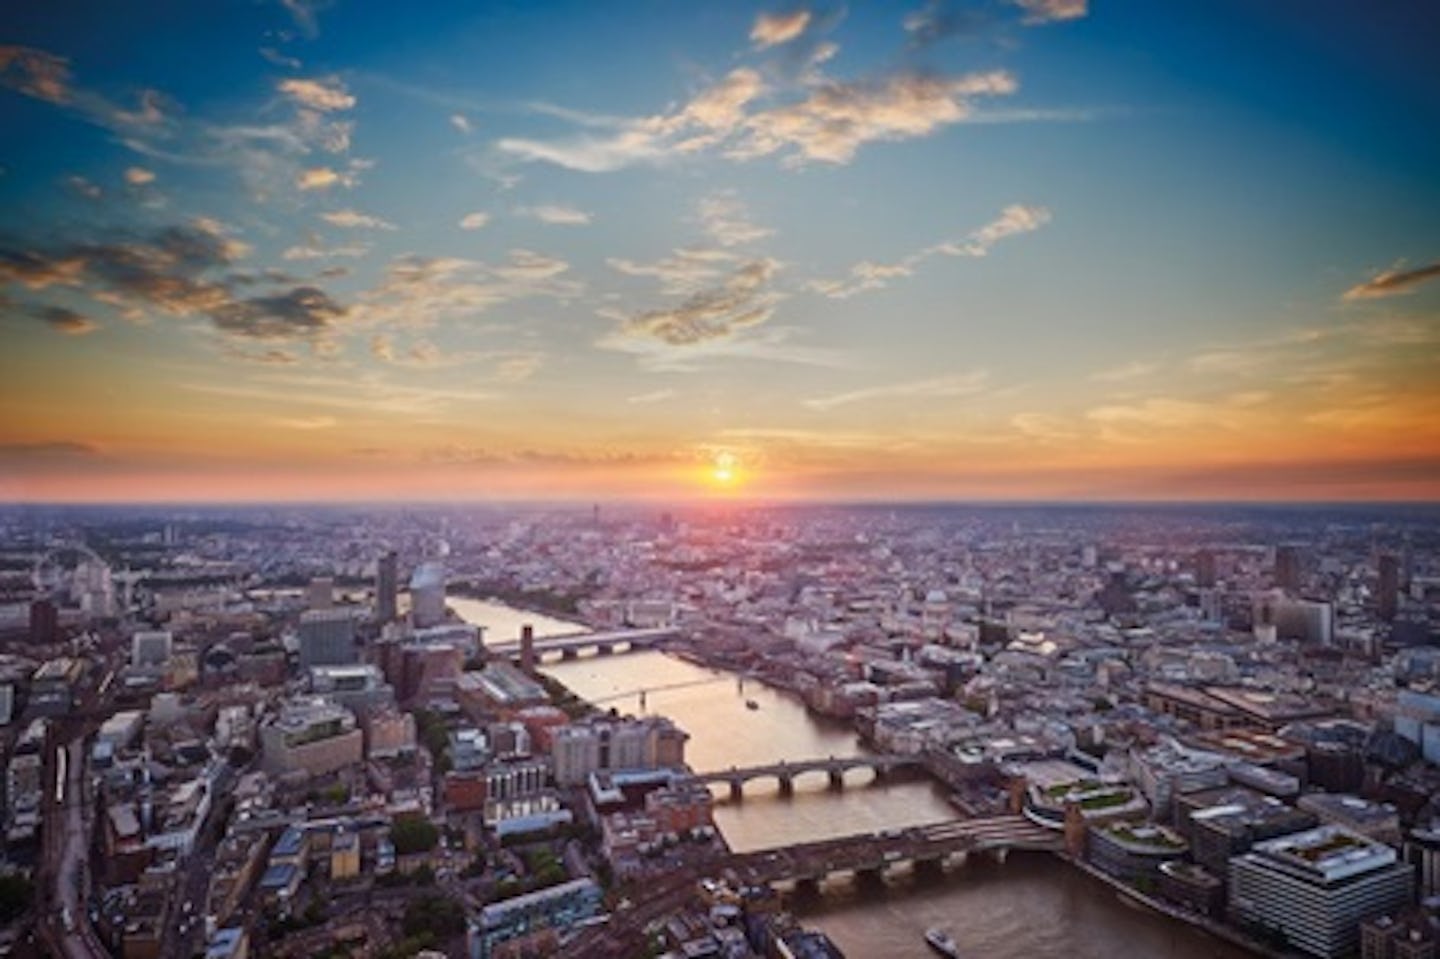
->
xmin=2 ymin=1 xmax=1439 ymax=503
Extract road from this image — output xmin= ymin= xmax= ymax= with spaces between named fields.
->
xmin=47 ymin=735 xmax=109 ymax=959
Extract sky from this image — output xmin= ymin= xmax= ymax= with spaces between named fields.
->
xmin=1 ymin=0 xmax=1438 ymax=503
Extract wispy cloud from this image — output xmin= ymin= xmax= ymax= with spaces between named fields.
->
xmin=805 ymin=371 xmax=989 ymax=410
xmin=458 ymin=211 xmax=491 ymax=230
xmin=1012 ymin=0 xmax=1088 ymax=25
xmin=123 ymin=166 xmax=156 ymax=186
xmin=605 ymin=258 xmax=781 ymax=346
xmin=320 ymin=209 xmax=394 ymax=230
xmin=751 ymin=10 xmax=813 ymax=49
xmin=1342 ymin=260 xmax=1440 ymax=301
xmin=1091 ymin=361 xmax=1159 ymax=383
xmin=808 ymin=204 xmax=1050 ymax=298
xmin=517 ymin=204 xmax=592 ymax=226
xmin=34 ymin=305 xmax=99 ymax=335
xmin=698 ymin=192 xmax=773 ymax=247
xmin=277 ymin=76 xmax=355 ymax=112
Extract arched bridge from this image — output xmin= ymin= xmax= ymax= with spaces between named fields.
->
xmin=487 ymin=626 xmax=680 ymax=661
xmin=694 ymin=754 xmax=925 ymax=799
xmin=567 ymin=815 xmax=1063 ymax=958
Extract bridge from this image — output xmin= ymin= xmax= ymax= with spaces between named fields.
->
xmin=567 ymin=815 xmax=1063 ymax=958
xmin=694 ymin=754 xmax=925 ymax=799
xmin=487 ymin=626 xmax=680 ymax=661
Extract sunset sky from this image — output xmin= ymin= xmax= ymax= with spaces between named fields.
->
xmin=2 ymin=0 xmax=1438 ymax=502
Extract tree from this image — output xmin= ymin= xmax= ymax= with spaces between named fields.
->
xmin=391 ymin=816 xmax=440 ymax=855
xmin=0 ymin=874 xmax=34 ymax=924
xmin=401 ymin=895 xmax=465 ymax=939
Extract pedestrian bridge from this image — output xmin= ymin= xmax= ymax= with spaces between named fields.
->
xmin=693 ymin=754 xmax=925 ymax=799
xmin=487 ymin=626 xmax=679 ymax=661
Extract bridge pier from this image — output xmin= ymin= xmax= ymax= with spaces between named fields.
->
xmin=595 ymin=643 xmax=614 ymax=655
xmin=792 ymin=876 xmax=821 ymax=898
xmin=855 ymin=865 xmax=885 ymax=886
xmin=827 ymin=769 xmax=844 ymax=790
xmin=561 ymin=648 xmax=579 ymax=660
xmin=729 ymin=781 xmax=743 ymax=802
xmin=914 ymin=856 xmax=944 ymax=879
xmin=777 ymin=775 xmax=793 ymax=797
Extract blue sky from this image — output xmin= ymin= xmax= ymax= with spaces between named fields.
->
xmin=1 ymin=0 xmax=1438 ymax=501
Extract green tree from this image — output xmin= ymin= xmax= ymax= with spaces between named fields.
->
xmin=401 ymin=895 xmax=466 ymax=939
xmin=391 ymin=816 xmax=440 ymax=855
xmin=0 ymin=874 xmax=34 ymax=924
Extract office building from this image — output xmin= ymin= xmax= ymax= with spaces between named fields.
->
xmin=470 ymin=878 xmax=602 ymax=959
xmin=259 ymin=697 xmax=364 ymax=775
xmin=1394 ymin=690 xmax=1440 ymax=765
xmin=1276 ymin=545 xmax=1303 ymax=592
xmin=1196 ymin=549 xmax=1218 ymax=588
xmin=296 ymin=609 xmax=358 ymax=669
xmin=131 ymin=630 xmax=173 ymax=668
xmin=1378 ymin=554 xmax=1400 ymax=622
xmin=1228 ymin=825 xmax=1415 ymax=958
xmin=375 ymin=550 xmax=399 ymax=623
xmin=309 ymin=663 xmax=395 ymax=718
xmin=410 ymin=562 xmax=446 ymax=628
xmin=550 ymin=717 xmax=688 ymax=786
xmin=307 ymin=576 xmax=334 ymax=611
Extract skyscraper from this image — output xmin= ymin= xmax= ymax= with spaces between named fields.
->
xmin=1195 ymin=549 xmax=1217 ymax=588
xmin=297 ymin=609 xmax=358 ymax=668
xmin=1275 ymin=544 xmax=1303 ymax=593
xmin=375 ymin=550 xmax=398 ymax=623
xmin=410 ymin=562 xmax=446 ymax=628
xmin=1378 ymin=553 xmax=1400 ymax=623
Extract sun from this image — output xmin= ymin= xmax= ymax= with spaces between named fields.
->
xmin=707 ymin=450 xmax=742 ymax=489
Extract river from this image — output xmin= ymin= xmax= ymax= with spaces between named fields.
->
xmin=447 ymin=595 xmax=589 ymax=643
xmin=544 ymin=649 xmax=1255 ymax=959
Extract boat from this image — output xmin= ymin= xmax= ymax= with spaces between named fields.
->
xmin=924 ymin=928 xmax=960 ymax=957
xmin=745 ymin=699 xmax=760 ymax=710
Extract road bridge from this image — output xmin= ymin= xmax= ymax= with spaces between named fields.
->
xmin=487 ymin=626 xmax=679 ymax=661
xmin=693 ymin=754 xmax=925 ymax=799
xmin=567 ymin=815 xmax=1063 ymax=958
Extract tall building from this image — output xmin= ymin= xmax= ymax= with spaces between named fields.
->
xmin=307 ymin=576 xmax=334 ymax=611
xmin=520 ymin=624 xmax=536 ymax=674
xmin=29 ymin=599 xmax=58 ymax=645
xmin=375 ymin=550 xmax=398 ymax=623
xmin=296 ymin=609 xmax=358 ymax=669
xmin=1378 ymin=554 xmax=1400 ymax=623
xmin=550 ymin=717 xmax=688 ymax=786
xmin=131 ymin=630 xmax=173 ymax=668
xmin=1228 ymin=825 xmax=1414 ymax=958
xmin=1276 ymin=545 xmax=1303 ymax=593
xmin=1195 ymin=549 xmax=1218 ymax=588
xmin=409 ymin=562 xmax=446 ymax=628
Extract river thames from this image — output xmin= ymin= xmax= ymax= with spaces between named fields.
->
xmin=454 ymin=598 xmax=1251 ymax=957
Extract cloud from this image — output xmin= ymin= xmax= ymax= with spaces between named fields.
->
xmin=1342 ymin=260 xmax=1440 ymax=301
xmin=0 ymin=441 xmax=99 ymax=458
xmin=808 ymin=203 xmax=1049 ymax=297
xmin=903 ymin=2 xmax=992 ymax=48
xmin=210 ymin=285 xmax=346 ymax=339
xmin=627 ymin=389 xmax=676 ymax=404
xmin=698 ymin=193 xmax=773 ymax=247
xmin=1012 ymin=0 xmax=1088 ymax=25
xmin=260 ymin=47 xmax=303 ymax=70
xmin=609 ymin=257 xmax=781 ymax=346
xmin=751 ymin=10 xmax=814 ymax=48
xmin=805 ymin=370 xmax=989 ymax=410
xmin=496 ymin=352 xmax=544 ymax=382
xmin=320 ymin=208 xmax=394 ymax=230
xmin=517 ymin=204 xmax=592 ymax=226
xmin=1091 ymin=361 xmax=1159 ymax=383
xmin=296 ymin=165 xmax=357 ymax=190
xmin=735 ymin=70 xmax=1017 ymax=164
xmin=353 ymin=249 xmax=580 ymax=329
xmin=458 ymin=211 xmax=491 ymax=230
xmin=275 ymin=415 xmax=336 ymax=430
xmin=279 ymin=0 xmax=328 ymax=37
xmin=34 ymin=305 xmax=99 ymax=336
xmin=0 ymin=219 xmax=357 ymax=344
xmin=0 ymin=45 xmax=72 ymax=104
xmin=608 ymin=247 xmax=737 ymax=295
xmin=124 ymin=166 xmax=156 ymax=186
xmin=277 ymin=76 xmax=355 ymax=112
xmin=282 ymin=242 xmax=369 ymax=260
xmin=494 ymin=249 xmax=570 ymax=280
xmin=450 ymin=113 xmax=472 ymax=134
xmin=499 ymin=52 xmax=1017 ymax=172
xmin=65 ymin=176 xmax=103 ymax=200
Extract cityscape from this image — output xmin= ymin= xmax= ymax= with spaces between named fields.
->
xmin=3 ymin=2 xmax=1440 ymax=959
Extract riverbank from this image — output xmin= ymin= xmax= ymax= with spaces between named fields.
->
xmin=1059 ymin=853 xmax=1275 ymax=957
